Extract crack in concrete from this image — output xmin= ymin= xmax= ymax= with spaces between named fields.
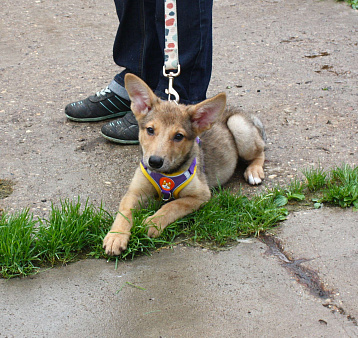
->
xmin=260 ymin=233 xmax=358 ymax=327
xmin=260 ymin=233 xmax=332 ymax=299
xmin=323 ymin=303 xmax=358 ymax=327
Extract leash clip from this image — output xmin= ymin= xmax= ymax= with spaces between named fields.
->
xmin=163 ymin=65 xmax=181 ymax=104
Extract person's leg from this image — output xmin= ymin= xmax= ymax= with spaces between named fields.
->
xmin=103 ymin=0 xmax=213 ymax=143
xmin=111 ymin=0 xmax=213 ymax=104
xmin=66 ymin=0 xmax=213 ymax=142
xmin=111 ymin=0 xmax=163 ymax=93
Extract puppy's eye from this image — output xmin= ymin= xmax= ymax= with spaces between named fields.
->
xmin=147 ymin=127 xmax=154 ymax=135
xmin=174 ymin=133 xmax=184 ymax=142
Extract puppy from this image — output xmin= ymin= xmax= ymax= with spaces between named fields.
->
xmin=103 ymin=74 xmax=266 ymax=255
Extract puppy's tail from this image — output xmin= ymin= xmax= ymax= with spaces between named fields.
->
xmin=222 ymin=107 xmax=267 ymax=144
xmin=251 ymin=115 xmax=267 ymax=144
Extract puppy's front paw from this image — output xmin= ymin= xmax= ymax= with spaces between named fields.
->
xmin=146 ymin=216 xmax=162 ymax=238
xmin=244 ymin=165 xmax=264 ymax=185
xmin=103 ymin=231 xmax=130 ymax=256
xmin=147 ymin=225 xmax=161 ymax=238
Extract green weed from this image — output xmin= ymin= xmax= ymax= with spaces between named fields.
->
xmin=265 ymin=179 xmax=306 ymax=208
xmin=303 ymin=166 xmax=327 ymax=192
xmin=322 ymin=165 xmax=358 ymax=208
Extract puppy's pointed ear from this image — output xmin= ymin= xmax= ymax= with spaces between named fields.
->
xmin=190 ymin=93 xmax=226 ymax=134
xmin=124 ymin=74 xmax=158 ymax=118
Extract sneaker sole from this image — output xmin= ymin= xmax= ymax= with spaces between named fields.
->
xmin=65 ymin=111 xmax=130 ymax=122
xmin=100 ymin=131 xmax=139 ymax=145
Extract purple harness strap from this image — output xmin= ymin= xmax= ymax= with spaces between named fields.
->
xmin=141 ymin=157 xmax=197 ymax=201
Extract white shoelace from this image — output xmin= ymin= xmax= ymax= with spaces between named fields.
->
xmin=95 ymin=86 xmax=111 ymax=97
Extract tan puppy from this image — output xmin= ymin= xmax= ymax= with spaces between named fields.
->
xmin=103 ymin=74 xmax=266 ymax=256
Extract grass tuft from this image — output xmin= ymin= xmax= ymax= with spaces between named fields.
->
xmin=322 ymin=164 xmax=358 ymax=208
xmin=0 ymin=210 xmax=41 ymax=278
xmin=303 ymin=165 xmax=327 ymax=192
xmin=36 ymin=199 xmax=113 ymax=265
xmin=180 ymin=188 xmax=288 ymax=245
xmin=0 ymin=164 xmax=357 ymax=278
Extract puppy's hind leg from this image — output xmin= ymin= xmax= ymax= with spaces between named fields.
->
xmin=227 ymin=114 xmax=266 ymax=185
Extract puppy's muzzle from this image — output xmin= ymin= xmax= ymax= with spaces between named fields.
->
xmin=149 ymin=156 xmax=164 ymax=169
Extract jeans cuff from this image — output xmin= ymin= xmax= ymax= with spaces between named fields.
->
xmin=108 ymin=79 xmax=130 ymax=101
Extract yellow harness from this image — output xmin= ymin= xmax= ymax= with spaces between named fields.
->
xmin=140 ymin=158 xmax=197 ymax=201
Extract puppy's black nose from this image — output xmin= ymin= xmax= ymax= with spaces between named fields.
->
xmin=148 ymin=156 xmax=164 ymax=169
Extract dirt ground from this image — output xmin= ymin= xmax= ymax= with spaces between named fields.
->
xmin=0 ymin=0 xmax=358 ymax=336
xmin=1 ymin=0 xmax=357 ymax=216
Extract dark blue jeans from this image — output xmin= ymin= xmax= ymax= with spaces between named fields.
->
xmin=111 ymin=0 xmax=213 ymax=104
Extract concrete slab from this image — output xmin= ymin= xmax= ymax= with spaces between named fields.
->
xmin=274 ymin=208 xmax=358 ymax=325
xmin=1 ymin=238 xmax=356 ymax=337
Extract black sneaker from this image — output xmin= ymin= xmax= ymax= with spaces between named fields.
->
xmin=65 ymin=87 xmax=131 ymax=122
xmin=101 ymin=112 xmax=139 ymax=144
